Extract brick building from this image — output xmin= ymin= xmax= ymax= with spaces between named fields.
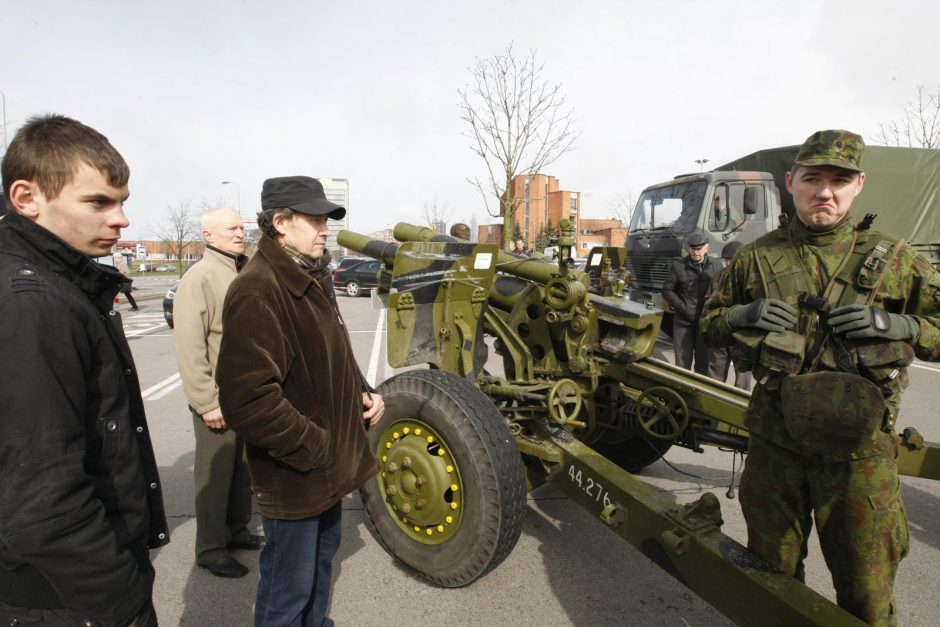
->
xmin=479 ymin=173 xmax=625 ymax=253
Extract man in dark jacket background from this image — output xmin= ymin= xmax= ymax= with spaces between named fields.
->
xmin=662 ymin=231 xmax=723 ymax=376
xmin=0 ymin=115 xmax=168 ymax=626
xmin=217 ymin=176 xmax=383 ymax=627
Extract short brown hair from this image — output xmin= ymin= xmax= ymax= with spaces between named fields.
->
xmin=1 ymin=114 xmax=129 ymax=205
xmin=257 ymin=207 xmax=294 ymax=239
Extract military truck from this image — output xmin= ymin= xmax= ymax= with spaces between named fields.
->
xmin=625 ymin=170 xmax=782 ymax=323
xmin=625 ymin=145 xmax=940 ymax=323
xmin=337 ymin=221 xmax=939 ymax=626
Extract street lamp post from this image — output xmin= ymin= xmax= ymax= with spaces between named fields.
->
xmin=221 ymin=180 xmax=241 ymax=217
xmin=694 ymin=158 xmax=710 ymax=172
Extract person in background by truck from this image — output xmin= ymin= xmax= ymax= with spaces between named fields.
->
xmin=662 ymin=231 xmax=723 ymax=376
xmin=705 ymin=240 xmax=753 ymax=390
xmin=701 ymin=129 xmax=940 ymax=625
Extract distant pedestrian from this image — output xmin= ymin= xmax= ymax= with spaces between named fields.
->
xmin=174 ymin=206 xmax=261 ymax=579
xmin=0 ymin=114 xmax=167 ymax=626
xmin=662 ymin=231 xmax=722 ymax=376
xmin=511 ymin=238 xmax=526 ymax=255
xmin=450 ymin=222 xmax=471 ymax=240
xmin=113 ymin=249 xmax=139 ymax=310
xmin=217 ymin=176 xmax=383 ymax=627
xmin=705 ymin=240 xmax=753 ymax=390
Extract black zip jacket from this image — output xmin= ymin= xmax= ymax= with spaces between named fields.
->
xmin=662 ymin=254 xmax=722 ymax=326
xmin=0 ymin=212 xmax=168 ymax=626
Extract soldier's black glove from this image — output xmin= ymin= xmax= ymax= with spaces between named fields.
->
xmin=827 ymin=305 xmax=920 ymax=342
xmin=727 ymin=298 xmax=798 ymax=332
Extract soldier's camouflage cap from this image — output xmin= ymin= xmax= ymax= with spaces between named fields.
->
xmin=793 ymin=129 xmax=865 ymax=172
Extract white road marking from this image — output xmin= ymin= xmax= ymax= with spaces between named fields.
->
xmin=142 ymin=372 xmax=181 ymax=400
xmin=910 ymin=361 xmax=940 ymax=374
xmin=366 ymin=313 xmax=385 ymax=387
xmin=148 ymin=380 xmax=182 ymax=400
xmin=125 ymin=323 xmax=168 ymax=337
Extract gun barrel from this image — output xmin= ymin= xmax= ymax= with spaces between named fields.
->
xmin=392 ymin=222 xmax=564 ymax=285
xmin=337 ymin=230 xmax=400 ymax=264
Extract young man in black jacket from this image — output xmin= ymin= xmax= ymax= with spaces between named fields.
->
xmin=0 ymin=115 xmax=168 ymax=626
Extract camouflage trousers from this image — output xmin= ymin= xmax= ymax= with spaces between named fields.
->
xmin=739 ymin=435 xmax=909 ymax=626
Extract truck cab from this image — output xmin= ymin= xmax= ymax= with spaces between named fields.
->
xmin=625 ymin=171 xmax=781 ymax=318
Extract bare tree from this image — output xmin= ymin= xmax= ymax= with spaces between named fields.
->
xmin=874 ymin=85 xmax=940 ymax=148
xmin=154 ymin=200 xmax=201 ymax=277
xmin=459 ymin=44 xmax=579 ymax=249
xmin=420 ymin=194 xmax=452 ymax=232
xmin=608 ymin=191 xmax=636 ymax=229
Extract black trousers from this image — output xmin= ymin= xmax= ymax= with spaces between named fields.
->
xmin=0 ymin=599 xmax=157 ymax=626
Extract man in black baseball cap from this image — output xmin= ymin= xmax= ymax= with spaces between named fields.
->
xmin=217 ymin=175 xmax=382 ymax=626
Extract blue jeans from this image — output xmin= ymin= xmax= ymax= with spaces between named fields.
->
xmin=255 ymin=502 xmax=342 ymax=627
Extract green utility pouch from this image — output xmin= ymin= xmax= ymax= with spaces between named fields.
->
xmin=779 ymin=371 xmax=887 ymax=458
xmin=732 ymin=329 xmax=806 ymax=389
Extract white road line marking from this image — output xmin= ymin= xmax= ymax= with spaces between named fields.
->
xmin=142 ymin=372 xmax=181 ymax=399
xmin=148 ymin=380 xmax=182 ymax=401
xmin=125 ymin=323 xmax=167 ymax=337
xmin=910 ymin=361 xmax=940 ymax=374
xmin=366 ymin=314 xmax=385 ymax=387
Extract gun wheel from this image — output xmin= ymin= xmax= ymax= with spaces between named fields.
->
xmin=547 ymin=378 xmax=583 ymax=426
xmin=635 ymin=386 xmax=690 ymax=440
xmin=360 ymin=370 xmax=526 ymax=587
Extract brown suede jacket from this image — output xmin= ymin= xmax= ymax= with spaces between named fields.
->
xmin=216 ymin=235 xmax=378 ymax=519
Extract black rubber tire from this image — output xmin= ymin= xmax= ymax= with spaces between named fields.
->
xmin=360 ymin=370 xmax=526 ymax=587
xmin=165 ymin=315 xmax=174 ymax=329
xmin=589 ymin=434 xmax=672 ymax=473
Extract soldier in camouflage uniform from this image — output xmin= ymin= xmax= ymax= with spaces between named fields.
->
xmin=700 ymin=130 xmax=940 ymax=626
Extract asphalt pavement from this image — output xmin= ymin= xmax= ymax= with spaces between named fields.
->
xmin=119 ymin=292 xmax=940 ymax=626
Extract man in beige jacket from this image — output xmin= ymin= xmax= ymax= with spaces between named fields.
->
xmin=173 ymin=207 xmax=261 ymax=578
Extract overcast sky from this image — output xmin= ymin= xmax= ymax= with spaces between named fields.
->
xmin=2 ymin=0 xmax=938 ymax=238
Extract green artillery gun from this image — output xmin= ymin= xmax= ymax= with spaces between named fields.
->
xmin=337 ymin=221 xmax=939 ymax=627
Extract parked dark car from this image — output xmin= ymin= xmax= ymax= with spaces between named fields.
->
xmin=163 ymin=284 xmax=177 ymax=328
xmin=331 ymin=255 xmax=367 ymax=272
xmin=332 ymin=259 xmax=381 ymax=297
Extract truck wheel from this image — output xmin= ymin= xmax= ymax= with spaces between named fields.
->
xmin=345 ymin=281 xmax=361 ymax=297
xmin=360 ymin=369 xmax=526 ymax=587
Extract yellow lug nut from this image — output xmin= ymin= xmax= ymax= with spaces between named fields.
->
xmin=451 ymin=484 xmax=459 ymax=492
xmin=414 ymin=525 xmax=420 ymax=532
xmin=437 ymin=525 xmax=444 ymax=533
xmin=450 ymin=502 xmax=458 ymax=510
xmin=427 ymin=436 xmax=434 ymax=443
xmin=446 ymin=465 xmax=454 ymax=473
xmin=385 ymin=442 xmax=391 ymax=449
xmin=445 ymin=516 xmax=453 ymax=524
xmin=426 ymin=529 xmax=433 ymax=536
xmin=437 ymin=449 xmax=445 ymax=456
xmin=414 ymin=428 xmax=422 ymax=435
xmin=393 ymin=431 xmax=399 ymax=439
xmin=403 ymin=427 xmax=410 ymax=434
xmin=382 ymin=455 xmax=387 ymax=462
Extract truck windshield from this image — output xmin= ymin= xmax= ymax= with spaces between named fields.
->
xmin=630 ymin=180 xmax=707 ymax=234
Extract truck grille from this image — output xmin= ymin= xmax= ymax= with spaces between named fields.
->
xmin=626 ymin=254 xmax=674 ymax=291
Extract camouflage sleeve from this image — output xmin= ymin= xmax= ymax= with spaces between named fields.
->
xmin=700 ymin=246 xmax=759 ymax=347
xmin=890 ymin=243 xmax=940 ymax=361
